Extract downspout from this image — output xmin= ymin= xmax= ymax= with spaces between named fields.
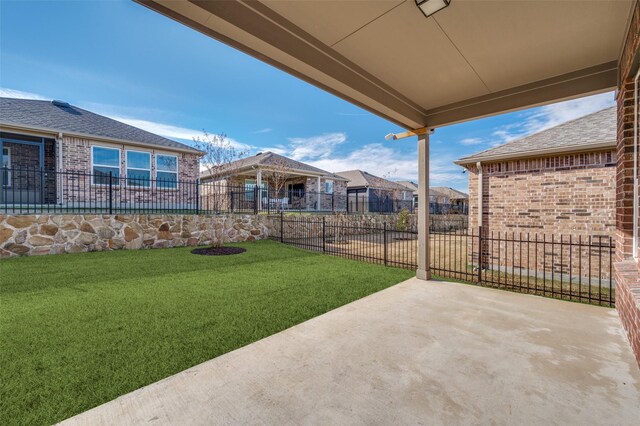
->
xmin=633 ymin=68 xmax=639 ymax=259
xmin=57 ymin=132 xmax=64 ymax=206
xmin=476 ymin=162 xmax=483 ymax=230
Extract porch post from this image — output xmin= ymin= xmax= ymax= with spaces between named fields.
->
xmin=256 ymin=169 xmax=262 ymax=211
xmin=416 ymin=132 xmax=430 ymax=280
xmin=316 ymin=176 xmax=321 ymax=211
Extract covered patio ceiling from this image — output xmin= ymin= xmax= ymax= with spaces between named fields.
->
xmin=136 ymin=0 xmax=634 ymax=129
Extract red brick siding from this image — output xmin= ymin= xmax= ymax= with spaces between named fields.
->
xmin=615 ymin=0 xmax=640 ymax=367
xmin=465 ymin=151 xmax=616 ymax=282
xmin=467 ymin=151 xmax=616 ymax=237
xmin=59 ymin=136 xmax=200 ymax=207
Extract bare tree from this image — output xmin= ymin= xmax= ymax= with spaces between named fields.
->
xmin=193 ymin=132 xmax=248 ymax=181
xmin=193 ymin=131 xmax=248 ymax=246
xmin=262 ymin=155 xmax=291 ymax=211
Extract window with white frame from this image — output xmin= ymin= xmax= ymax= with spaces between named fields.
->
xmin=325 ymin=179 xmax=334 ymax=194
xmin=2 ymin=146 xmax=10 ymax=187
xmin=92 ymin=146 xmax=120 ymax=185
xmin=126 ymin=150 xmax=151 ymax=187
xmin=156 ymin=154 xmax=178 ymax=189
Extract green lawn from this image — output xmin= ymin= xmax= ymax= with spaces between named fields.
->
xmin=0 ymin=240 xmax=412 ymax=425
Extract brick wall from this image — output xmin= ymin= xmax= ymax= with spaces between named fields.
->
xmin=464 ymin=151 xmax=617 ymax=284
xmin=59 ymin=136 xmax=201 ymax=208
xmin=615 ymin=0 xmax=640 ymax=367
xmin=466 ymin=151 xmax=616 ymax=237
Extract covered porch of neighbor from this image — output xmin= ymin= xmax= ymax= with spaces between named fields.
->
xmin=200 ymin=167 xmax=348 ymax=213
xmin=1 ymin=131 xmax=57 ymax=205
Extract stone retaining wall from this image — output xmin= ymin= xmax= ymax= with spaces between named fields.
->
xmin=0 ymin=214 xmax=274 ymax=257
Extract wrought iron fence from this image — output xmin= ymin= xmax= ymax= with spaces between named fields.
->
xmin=273 ymin=215 xmax=615 ymax=306
xmin=0 ymin=166 xmax=460 ymax=216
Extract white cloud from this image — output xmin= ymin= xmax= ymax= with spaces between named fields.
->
xmin=253 ymin=128 xmax=273 ymax=134
xmin=275 ymin=130 xmax=466 ymax=190
xmin=0 ymin=87 xmax=49 ymax=100
xmin=287 ymin=132 xmax=347 ymax=161
xmin=491 ymin=91 xmax=615 ymax=144
xmin=459 ymin=137 xmax=484 ymax=146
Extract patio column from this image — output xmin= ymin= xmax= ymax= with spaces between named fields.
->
xmin=416 ymin=132 xmax=430 ymax=280
xmin=316 ymin=176 xmax=321 ymax=211
xmin=256 ymin=169 xmax=262 ymax=211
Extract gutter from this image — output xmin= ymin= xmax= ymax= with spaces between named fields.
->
xmin=455 ymin=140 xmax=616 ymax=166
xmin=0 ymin=122 xmax=204 ymax=156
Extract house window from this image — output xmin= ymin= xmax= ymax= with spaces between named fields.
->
xmin=156 ymin=154 xmax=178 ymax=189
xmin=126 ymin=150 xmax=151 ymax=188
xmin=2 ymin=146 xmax=10 ymax=187
xmin=245 ymin=178 xmax=267 ymax=201
xmin=92 ymin=146 xmax=120 ymax=185
xmin=325 ymin=180 xmax=334 ymax=194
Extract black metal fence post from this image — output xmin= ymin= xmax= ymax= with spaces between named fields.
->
xmin=477 ymin=225 xmax=482 ymax=284
xmin=280 ymin=212 xmax=284 ymax=243
xmin=383 ymin=221 xmax=388 ymax=266
xmin=322 ymin=216 xmax=326 ymax=252
xmin=108 ymin=171 xmax=113 ymax=215
xmin=253 ymin=186 xmax=259 ymax=214
xmin=195 ymin=180 xmax=200 ymax=215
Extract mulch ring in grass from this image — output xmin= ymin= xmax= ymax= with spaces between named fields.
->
xmin=191 ymin=246 xmax=247 ymax=256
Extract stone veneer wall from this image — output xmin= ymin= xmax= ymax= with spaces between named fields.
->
xmin=0 ymin=214 xmax=274 ymax=257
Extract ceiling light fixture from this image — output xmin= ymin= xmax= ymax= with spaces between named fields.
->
xmin=415 ymin=0 xmax=451 ymax=18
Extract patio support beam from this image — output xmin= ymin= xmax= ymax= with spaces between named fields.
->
xmin=256 ymin=169 xmax=262 ymax=211
xmin=416 ymin=132 xmax=430 ymax=281
xmin=316 ymin=176 xmax=321 ymax=211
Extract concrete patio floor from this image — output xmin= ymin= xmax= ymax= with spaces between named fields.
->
xmin=60 ymin=278 xmax=640 ymax=425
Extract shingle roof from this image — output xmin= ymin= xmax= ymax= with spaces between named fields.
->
xmin=430 ymin=187 xmax=468 ymax=200
xmin=396 ymin=180 xmax=418 ymax=194
xmin=456 ymin=106 xmax=616 ymax=164
xmin=201 ymin=151 xmax=348 ymax=181
xmin=0 ymin=97 xmax=202 ymax=154
xmin=335 ymin=170 xmax=409 ymax=191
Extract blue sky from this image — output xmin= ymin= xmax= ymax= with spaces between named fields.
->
xmin=0 ymin=0 xmax=615 ymax=192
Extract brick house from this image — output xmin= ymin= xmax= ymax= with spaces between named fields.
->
xmin=200 ymin=151 xmax=349 ymax=212
xmin=336 ymin=170 xmax=414 ymax=213
xmin=456 ymin=106 xmax=616 ymax=239
xmin=0 ymin=97 xmax=203 ymax=209
xmin=456 ymin=107 xmax=617 ymax=282
xmin=429 ymin=187 xmax=469 ymax=214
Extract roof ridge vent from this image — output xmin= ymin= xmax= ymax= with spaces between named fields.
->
xmin=52 ymin=100 xmax=70 ymax=108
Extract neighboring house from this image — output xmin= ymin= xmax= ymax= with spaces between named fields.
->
xmin=336 ymin=170 xmax=414 ymax=213
xmin=396 ymin=180 xmax=419 ymax=209
xmin=200 ymin=151 xmax=348 ymax=211
xmin=0 ymin=97 xmax=202 ymax=208
xmin=396 ymin=181 xmax=468 ymax=214
xmin=429 ymin=187 xmax=469 ymax=214
xmin=456 ymin=106 xmax=616 ymax=238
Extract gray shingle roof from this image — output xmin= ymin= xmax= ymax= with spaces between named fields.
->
xmin=456 ymin=106 xmax=616 ymax=164
xmin=430 ymin=187 xmax=468 ymax=200
xmin=335 ymin=170 xmax=409 ymax=191
xmin=0 ymin=97 xmax=202 ymax=154
xmin=396 ymin=180 xmax=418 ymax=194
xmin=201 ymin=151 xmax=348 ymax=180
